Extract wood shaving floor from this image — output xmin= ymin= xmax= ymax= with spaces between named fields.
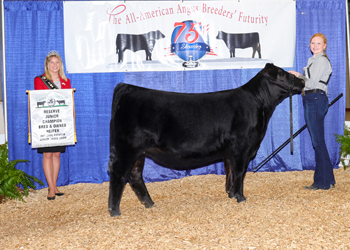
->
xmin=1 ymin=169 xmax=349 ymax=249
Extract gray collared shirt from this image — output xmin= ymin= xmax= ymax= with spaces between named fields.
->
xmin=298 ymin=52 xmax=332 ymax=94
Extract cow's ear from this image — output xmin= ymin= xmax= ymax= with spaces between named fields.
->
xmin=262 ymin=63 xmax=273 ymax=75
xmin=263 ymin=63 xmax=271 ymax=72
xmin=265 ymin=63 xmax=274 ymax=68
xmin=261 ymin=64 xmax=279 ymax=81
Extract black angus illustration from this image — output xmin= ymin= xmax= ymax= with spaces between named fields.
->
xmin=57 ymin=100 xmax=66 ymax=105
xmin=116 ymin=30 xmax=165 ymax=63
xmin=216 ymin=31 xmax=261 ymax=58
xmin=37 ymin=101 xmax=46 ymax=108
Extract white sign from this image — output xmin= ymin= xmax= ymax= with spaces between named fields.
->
xmin=29 ymin=89 xmax=75 ymax=148
xmin=64 ymin=0 xmax=295 ymax=73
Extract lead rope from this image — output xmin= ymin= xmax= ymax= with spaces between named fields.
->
xmin=289 ymin=91 xmax=293 ymax=155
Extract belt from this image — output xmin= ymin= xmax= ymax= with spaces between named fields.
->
xmin=304 ymin=89 xmax=325 ymax=95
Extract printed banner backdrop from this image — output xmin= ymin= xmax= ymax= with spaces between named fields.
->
xmin=29 ymin=89 xmax=75 ymax=148
xmin=63 ymin=0 xmax=295 ymax=73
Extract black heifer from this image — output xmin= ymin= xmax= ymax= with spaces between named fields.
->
xmin=216 ymin=31 xmax=261 ymax=58
xmin=108 ymin=63 xmax=304 ymax=217
xmin=116 ymin=30 xmax=165 ymax=63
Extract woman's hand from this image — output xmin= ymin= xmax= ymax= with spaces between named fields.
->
xmin=288 ymin=70 xmax=300 ymax=77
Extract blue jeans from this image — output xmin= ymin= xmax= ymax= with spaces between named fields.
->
xmin=303 ymin=91 xmax=335 ymax=189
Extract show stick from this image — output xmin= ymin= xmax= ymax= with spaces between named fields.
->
xmin=253 ymin=93 xmax=343 ymax=173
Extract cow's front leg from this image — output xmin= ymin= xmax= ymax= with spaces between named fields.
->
xmin=252 ymin=48 xmax=256 ymax=58
xmin=129 ymin=154 xmax=155 ymax=208
xmin=224 ymin=157 xmax=247 ymax=203
xmin=257 ymin=46 xmax=262 ymax=59
xmin=230 ymin=48 xmax=235 ymax=58
xmin=224 ymin=158 xmax=235 ymax=198
xmin=252 ymin=44 xmax=261 ymax=58
xmin=145 ymin=50 xmax=152 ymax=61
xmin=232 ymin=158 xmax=249 ymax=203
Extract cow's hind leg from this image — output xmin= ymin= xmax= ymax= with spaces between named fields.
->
xmin=129 ymin=154 xmax=155 ymax=208
xmin=108 ymin=158 xmax=127 ymax=217
xmin=108 ymin=151 xmax=138 ymax=217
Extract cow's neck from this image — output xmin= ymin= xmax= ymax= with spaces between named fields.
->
xmin=242 ymin=74 xmax=274 ymax=111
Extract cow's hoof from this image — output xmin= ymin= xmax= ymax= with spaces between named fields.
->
xmin=144 ymin=201 xmax=155 ymax=208
xmin=236 ymin=196 xmax=246 ymax=203
xmin=109 ymin=209 xmax=121 ymax=217
xmin=228 ymin=192 xmax=236 ymax=199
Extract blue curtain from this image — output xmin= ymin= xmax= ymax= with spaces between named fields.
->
xmin=3 ymin=0 xmax=346 ymax=189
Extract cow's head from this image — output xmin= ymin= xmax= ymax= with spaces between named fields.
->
xmin=260 ymin=63 xmax=305 ymax=94
xmin=216 ymin=31 xmax=224 ymax=40
xmin=151 ymin=30 xmax=165 ymax=40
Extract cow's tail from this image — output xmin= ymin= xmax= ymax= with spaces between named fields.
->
xmin=110 ymin=82 xmax=129 ymax=132
xmin=111 ymin=83 xmax=127 ymax=115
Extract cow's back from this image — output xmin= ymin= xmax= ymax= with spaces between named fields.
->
xmin=233 ymin=33 xmax=259 ymax=48
xmin=116 ymin=34 xmax=148 ymax=52
xmin=111 ymin=83 xmax=262 ymax=156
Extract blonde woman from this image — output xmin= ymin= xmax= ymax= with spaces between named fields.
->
xmin=34 ymin=50 xmax=72 ymax=200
